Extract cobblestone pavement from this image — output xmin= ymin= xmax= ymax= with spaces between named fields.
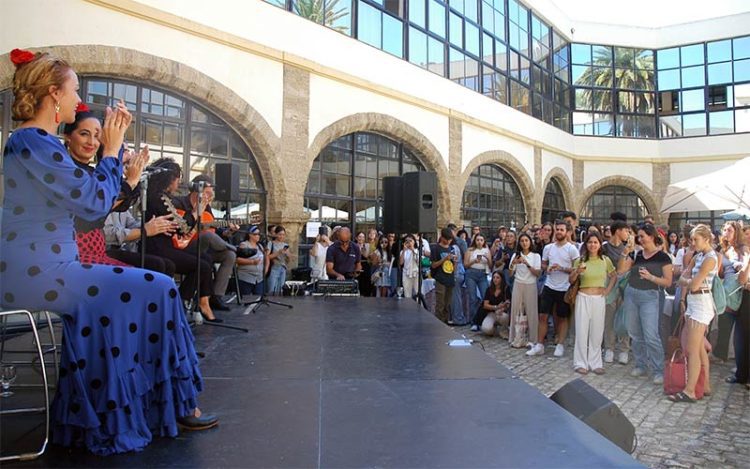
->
xmin=458 ymin=326 xmax=750 ymax=468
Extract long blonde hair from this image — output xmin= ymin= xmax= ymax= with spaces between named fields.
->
xmin=12 ymin=52 xmax=71 ymax=121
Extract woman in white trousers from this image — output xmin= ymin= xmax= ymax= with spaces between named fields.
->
xmin=508 ymin=233 xmax=542 ymax=347
xmin=569 ymin=232 xmax=617 ymax=375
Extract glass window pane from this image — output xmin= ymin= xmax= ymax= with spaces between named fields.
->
xmin=709 ymin=110 xmax=734 ymax=135
xmin=427 ymin=36 xmax=445 ymax=76
xmin=572 ymin=64 xmax=590 ymax=86
xmin=657 ymin=69 xmax=680 ymax=90
xmin=680 ymin=44 xmax=704 ymax=67
xmin=736 ymin=108 xmax=750 ymax=132
xmin=465 ymin=21 xmax=480 ymax=56
xmin=483 ymin=33 xmax=494 ymax=65
xmin=409 ymin=0 xmax=426 ymax=27
xmin=382 ymin=15 xmax=404 ymax=58
xmin=734 ymin=83 xmax=750 ymax=108
xmin=593 ymin=113 xmax=613 ymax=136
xmin=734 ymin=36 xmax=750 ymax=60
xmin=734 ymin=59 xmax=750 ymax=82
xmin=708 ymin=85 xmax=731 ymax=110
xmin=659 ymin=91 xmax=679 ymax=114
xmin=409 ymin=27 xmax=428 ymax=68
xmin=495 ymin=40 xmax=507 ymax=71
xmin=659 ymin=115 xmax=682 ymax=138
xmin=681 ymin=89 xmax=705 ymax=112
xmin=682 ymin=113 xmax=706 ymax=136
xmin=681 ymin=65 xmax=705 ymax=88
xmin=636 ymin=49 xmax=654 ymax=70
xmin=573 ymin=112 xmax=593 ymax=135
xmin=707 ymin=39 xmax=732 ymax=63
xmin=571 ymin=43 xmax=591 ymax=65
xmin=449 ymin=11 xmax=463 ymax=47
xmin=657 ymin=47 xmax=679 ymax=69
xmin=708 ymin=62 xmax=732 ymax=85
xmin=358 ymin=2 xmax=381 ymax=48
xmin=428 ymin=0 xmax=446 ymax=38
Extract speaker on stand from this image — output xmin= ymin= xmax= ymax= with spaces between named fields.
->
xmin=401 ymin=172 xmax=437 ymax=234
xmin=215 ymin=163 xmax=240 ymax=203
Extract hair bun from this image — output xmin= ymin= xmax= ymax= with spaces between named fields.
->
xmin=10 ymin=48 xmax=36 ymax=67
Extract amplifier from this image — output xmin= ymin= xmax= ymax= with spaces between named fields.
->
xmin=314 ymin=280 xmax=359 ymax=297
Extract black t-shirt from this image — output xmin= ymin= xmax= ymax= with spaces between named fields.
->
xmin=430 ymin=243 xmax=456 ymax=287
xmin=628 ymin=250 xmax=672 ymax=290
xmin=483 ymin=286 xmax=506 ymax=306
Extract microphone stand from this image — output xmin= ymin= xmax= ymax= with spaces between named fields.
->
xmin=242 ymin=239 xmax=293 ymax=311
xmin=190 ymin=181 xmax=248 ymax=332
xmin=139 ymin=173 xmax=149 ymax=268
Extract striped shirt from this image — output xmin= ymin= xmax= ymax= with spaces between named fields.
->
xmin=692 ymin=250 xmax=718 ymax=288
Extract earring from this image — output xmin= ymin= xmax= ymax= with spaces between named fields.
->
xmin=54 ymin=101 xmax=61 ymax=124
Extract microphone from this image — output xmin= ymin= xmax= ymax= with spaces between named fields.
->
xmin=140 ymin=167 xmax=171 ymax=179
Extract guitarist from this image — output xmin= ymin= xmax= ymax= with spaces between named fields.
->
xmin=173 ymin=175 xmax=239 ymax=312
xmin=144 ymin=158 xmax=221 ymax=323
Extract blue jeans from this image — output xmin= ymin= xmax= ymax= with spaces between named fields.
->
xmin=450 ymin=271 xmax=467 ymax=324
xmin=267 ymin=264 xmax=287 ymax=295
xmin=238 ymin=279 xmax=264 ymax=296
xmin=465 ymin=269 xmax=489 ymax=324
xmin=623 ymin=286 xmax=663 ymax=374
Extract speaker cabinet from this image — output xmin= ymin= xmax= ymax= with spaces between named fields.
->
xmin=550 ymin=379 xmax=635 ymax=454
xmin=382 ymin=176 xmax=403 ymax=233
xmin=401 ymin=172 xmax=437 ymax=234
xmin=214 ymin=163 xmax=240 ymax=202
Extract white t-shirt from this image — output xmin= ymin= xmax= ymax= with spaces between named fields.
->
xmin=467 ymin=247 xmax=491 ymax=273
xmin=509 ymin=252 xmax=542 ymax=284
xmin=542 ymin=242 xmax=580 ymax=291
xmin=310 ymin=241 xmax=329 ymax=280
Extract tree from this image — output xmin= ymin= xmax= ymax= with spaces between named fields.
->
xmin=575 ymin=47 xmax=656 ymax=136
xmin=293 ymin=0 xmax=350 ymax=34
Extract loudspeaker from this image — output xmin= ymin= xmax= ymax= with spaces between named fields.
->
xmin=401 ymin=171 xmax=437 ymax=234
xmin=382 ymin=176 xmax=403 ymax=233
xmin=215 ymin=163 xmax=240 ymax=201
xmin=550 ymin=379 xmax=635 ymax=454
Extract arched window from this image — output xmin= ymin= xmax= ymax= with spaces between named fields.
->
xmin=582 ymin=185 xmax=647 ymax=223
xmin=304 ymin=132 xmax=424 ymax=234
xmin=80 ymin=78 xmax=265 ymax=218
xmin=461 ymin=164 xmax=526 ymax=231
xmin=542 ymin=177 xmax=566 ymax=222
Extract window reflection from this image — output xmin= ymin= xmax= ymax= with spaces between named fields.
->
xmin=462 ymin=164 xmax=526 ymax=231
xmin=583 ymin=186 xmax=647 ymax=223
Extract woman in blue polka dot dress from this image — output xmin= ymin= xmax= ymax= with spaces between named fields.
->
xmin=0 ymin=49 xmax=217 ymax=455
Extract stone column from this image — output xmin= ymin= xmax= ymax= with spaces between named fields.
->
xmin=532 ymin=146 xmax=543 ymax=224
xmin=572 ymin=159 xmax=585 ymax=215
xmin=444 ymin=116 xmax=463 ymax=227
xmin=652 ymin=162 xmax=671 ymax=225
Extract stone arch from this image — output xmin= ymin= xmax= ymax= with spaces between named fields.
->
xmin=578 ymin=176 xmax=659 ymax=219
xmin=541 ymin=167 xmax=575 ymax=212
xmin=305 ymin=112 xmax=452 ymax=222
xmin=0 ymin=45 xmax=282 ymax=207
xmin=459 ymin=150 xmax=537 ymax=222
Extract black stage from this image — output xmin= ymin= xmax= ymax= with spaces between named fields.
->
xmin=7 ymin=297 xmax=639 ymax=467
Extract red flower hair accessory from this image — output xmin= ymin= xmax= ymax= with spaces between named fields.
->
xmin=76 ymin=103 xmax=91 ymax=114
xmin=10 ymin=48 xmax=36 ymax=67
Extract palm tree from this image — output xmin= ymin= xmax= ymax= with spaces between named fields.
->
xmin=575 ymin=47 xmax=655 ymax=134
xmin=293 ymin=0 xmax=350 ymax=34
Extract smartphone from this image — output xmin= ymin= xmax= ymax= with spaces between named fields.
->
xmin=318 ymin=226 xmax=328 ymax=236
xmin=283 ymin=244 xmax=289 ymax=250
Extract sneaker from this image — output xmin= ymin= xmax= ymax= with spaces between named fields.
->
xmin=553 ymin=344 xmax=565 ymax=357
xmin=526 ymin=343 xmax=544 ymax=356
xmin=618 ymin=352 xmax=629 ymax=365
xmin=652 ymin=374 xmax=664 ymax=385
xmin=470 ymin=325 xmax=479 ymax=332
xmin=603 ymin=349 xmax=614 ymax=363
xmin=630 ymin=368 xmax=646 ymax=377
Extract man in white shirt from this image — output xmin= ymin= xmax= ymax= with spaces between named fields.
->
xmin=527 ymin=220 xmax=580 ymax=357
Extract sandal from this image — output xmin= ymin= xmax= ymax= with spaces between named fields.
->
xmin=575 ymin=367 xmax=589 ymax=375
xmin=592 ymin=368 xmax=606 ymax=375
xmin=667 ymin=391 xmax=696 ymax=403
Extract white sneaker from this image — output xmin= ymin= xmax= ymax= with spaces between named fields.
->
xmin=652 ymin=374 xmax=664 ymax=385
xmin=604 ymin=349 xmax=614 ymax=363
xmin=470 ymin=325 xmax=479 ymax=332
xmin=554 ymin=344 xmax=565 ymax=357
xmin=526 ymin=343 xmax=544 ymax=356
xmin=630 ymin=368 xmax=646 ymax=377
xmin=618 ymin=352 xmax=629 ymax=365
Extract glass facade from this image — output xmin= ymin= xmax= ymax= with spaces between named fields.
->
xmin=265 ymin=0 xmax=750 ymax=139
xmin=541 ymin=177 xmax=565 ymax=222
xmin=668 ymin=211 xmax=724 ymax=231
xmin=0 ymin=81 xmax=265 ymax=219
xmin=461 ymin=164 xmax=526 ymax=231
xmin=582 ymin=186 xmax=647 ymax=223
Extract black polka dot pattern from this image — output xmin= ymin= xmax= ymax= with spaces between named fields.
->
xmin=100 ymin=316 xmax=110 ymax=327
xmin=167 ymin=320 xmax=175 ymax=331
xmin=44 ymin=290 xmax=58 ymax=302
xmin=149 ymin=333 xmax=159 ymax=344
xmin=70 ymin=189 xmax=81 ymax=199
xmin=107 ymin=400 xmax=117 ymax=410
xmin=27 ymin=266 xmax=41 ymax=277
xmin=97 ymin=174 xmax=106 ymax=182
xmin=129 ymin=323 xmax=138 ymax=333
xmin=36 ymin=129 xmax=48 ymax=136
xmin=81 ymin=326 xmax=91 ymax=337
xmin=169 ymin=289 xmax=177 ymax=298
xmin=120 ymin=292 xmax=131 ymax=303
xmin=111 ymin=347 xmax=120 ymax=358
xmin=113 ymin=267 xmax=124 ymax=274
xmin=13 ymin=206 xmax=24 ymax=215
xmin=87 ymin=286 xmax=99 ymax=297
xmin=148 ymin=303 xmax=158 ymax=313
xmin=6 ymin=232 xmax=17 ymax=242
xmin=43 ymin=174 xmax=55 ymax=184
xmin=52 ymin=152 xmax=63 ymax=162
xmin=21 ymin=148 xmax=31 ymax=159
xmin=46 ymin=200 xmax=56 ymax=208
xmin=0 ymin=261 xmax=6 ymax=272
xmin=51 ymin=244 xmax=61 ymax=254
xmin=4 ymin=293 xmax=14 ymax=303
xmin=7 ymin=178 xmax=16 ymax=188
xmin=144 ymin=273 xmax=155 ymax=282
xmin=96 ymin=189 xmax=105 ymax=200
xmin=90 ymin=379 xmax=102 ymax=390
xmin=77 ymin=359 xmax=86 ymax=370
xmin=70 ymin=402 xmax=81 ymax=414
xmin=45 ymin=222 xmax=57 ymax=232
xmin=73 ymin=168 xmax=84 ymax=178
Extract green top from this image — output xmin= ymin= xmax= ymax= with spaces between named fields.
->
xmin=574 ymin=256 xmax=615 ymax=289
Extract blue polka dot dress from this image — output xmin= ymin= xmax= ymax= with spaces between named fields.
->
xmin=0 ymin=128 xmax=203 ymax=455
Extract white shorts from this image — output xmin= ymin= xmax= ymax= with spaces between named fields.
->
xmin=685 ymin=293 xmax=715 ymax=325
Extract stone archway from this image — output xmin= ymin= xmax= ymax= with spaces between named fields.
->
xmin=460 ymin=150 xmax=538 ymax=224
xmin=540 ymin=167 xmax=575 ymax=219
xmin=305 ymin=112 xmax=451 ymax=225
xmin=0 ymin=45 xmax=283 ymax=209
xmin=578 ymin=176 xmax=659 ymax=222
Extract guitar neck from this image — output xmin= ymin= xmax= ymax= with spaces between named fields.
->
xmin=204 ymin=218 xmax=248 ymax=228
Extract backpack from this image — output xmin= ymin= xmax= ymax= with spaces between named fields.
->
xmin=711 ymin=274 xmax=727 ymax=315
xmin=722 ymin=273 xmax=743 ymax=312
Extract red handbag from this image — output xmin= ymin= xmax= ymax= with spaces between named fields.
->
xmin=664 ymin=349 xmax=705 ymax=399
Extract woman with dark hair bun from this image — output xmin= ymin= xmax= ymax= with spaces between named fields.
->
xmin=1 ymin=49 xmax=216 ymax=455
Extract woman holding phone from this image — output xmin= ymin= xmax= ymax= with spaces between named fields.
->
xmin=465 ymin=234 xmax=491 ymax=324
xmin=508 ymin=233 xmax=542 ymax=347
xmin=617 ymin=224 xmax=673 ymax=384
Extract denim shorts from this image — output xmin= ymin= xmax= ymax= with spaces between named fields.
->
xmin=685 ymin=292 xmax=715 ymax=325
